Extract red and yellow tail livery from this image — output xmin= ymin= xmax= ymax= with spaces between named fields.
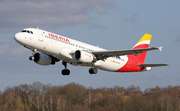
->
xmin=116 ymin=34 xmax=167 ymax=72
xmin=132 ymin=33 xmax=152 ymax=63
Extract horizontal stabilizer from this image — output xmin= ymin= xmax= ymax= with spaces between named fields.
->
xmin=138 ymin=64 xmax=169 ymax=67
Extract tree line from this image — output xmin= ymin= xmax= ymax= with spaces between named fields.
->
xmin=0 ymin=82 xmax=180 ymax=111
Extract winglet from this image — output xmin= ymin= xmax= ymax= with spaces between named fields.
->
xmin=159 ymin=46 xmax=163 ymax=51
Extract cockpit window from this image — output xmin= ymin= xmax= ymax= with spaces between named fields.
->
xmin=21 ymin=30 xmax=26 ymax=32
xmin=21 ymin=30 xmax=33 ymax=34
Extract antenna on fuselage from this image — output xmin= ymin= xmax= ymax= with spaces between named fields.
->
xmin=37 ymin=27 xmax=39 ymax=29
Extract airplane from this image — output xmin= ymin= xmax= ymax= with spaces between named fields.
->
xmin=14 ymin=28 xmax=168 ymax=75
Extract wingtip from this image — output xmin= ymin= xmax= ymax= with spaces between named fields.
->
xmin=165 ymin=64 xmax=169 ymax=66
xmin=161 ymin=64 xmax=169 ymax=66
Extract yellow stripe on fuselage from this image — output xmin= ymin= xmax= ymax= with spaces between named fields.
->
xmin=136 ymin=33 xmax=152 ymax=44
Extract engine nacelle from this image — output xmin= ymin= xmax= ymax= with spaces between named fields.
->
xmin=34 ymin=52 xmax=53 ymax=65
xmin=74 ymin=50 xmax=95 ymax=63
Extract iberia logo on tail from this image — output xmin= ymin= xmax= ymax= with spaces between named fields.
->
xmin=116 ymin=34 xmax=153 ymax=72
xmin=132 ymin=33 xmax=152 ymax=63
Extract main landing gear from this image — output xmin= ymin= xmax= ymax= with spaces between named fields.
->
xmin=89 ymin=62 xmax=98 ymax=74
xmin=89 ymin=68 xmax=98 ymax=74
xmin=62 ymin=61 xmax=70 ymax=76
xmin=61 ymin=61 xmax=97 ymax=75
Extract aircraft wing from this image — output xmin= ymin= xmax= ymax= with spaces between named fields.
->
xmin=138 ymin=64 xmax=169 ymax=67
xmin=92 ymin=47 xmax=162 ymax=60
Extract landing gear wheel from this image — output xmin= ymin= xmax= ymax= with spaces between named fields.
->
xmin=29 ymin=56 xmax=34 ymax=60
xmin=93 ymin=68 xmax=97 ymax=74
xmin=62 ymin=69 xmax=70 ymax=75
xmin=89 ymin=68 xmax=93 ymax=74
xmin=89 ymin=68 xmax=98 ymax=74
xmin=61 ymin=61 xmax=70 ymax=75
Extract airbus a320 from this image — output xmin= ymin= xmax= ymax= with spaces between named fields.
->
xmin=14 ymin=28 xmax=168 ymax=75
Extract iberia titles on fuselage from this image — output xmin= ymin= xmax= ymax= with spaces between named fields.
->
xmin=14 ymin=27 xmax=168 ymax=75
xmin=48 ymin=33 xmax=70 ymax=43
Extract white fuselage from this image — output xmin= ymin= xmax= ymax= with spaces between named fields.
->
xmin=14 ymin=28 xmax=128 ymax=72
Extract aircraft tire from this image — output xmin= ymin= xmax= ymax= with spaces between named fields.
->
xmin=62 ymin=69 xmax=70 ymax=75
xmin=29 ymin=56 xmax=34 ymax=60
xmin=89 ymin=68 xmax=94 ymax=74
xmin=93 ymin=68 xmax=98 ymax=74
xmin=89 ymin=68 xmax=97 ymax=74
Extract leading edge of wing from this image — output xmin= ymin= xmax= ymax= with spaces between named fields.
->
xmin=138 ymin=64 xmax=169 ymax=67
xmin=92 ymin=47 xmax=162 ymax=59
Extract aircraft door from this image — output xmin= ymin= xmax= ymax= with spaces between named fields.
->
xmin=38 ymin=30 xmax=44 ymax=42
xmin=127 ymin=58 xmax=132 ymax=68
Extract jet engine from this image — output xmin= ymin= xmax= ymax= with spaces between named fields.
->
xmin=74 ymin=50 xmax=95 ymax=63
xmin=34 ymin=52 xmax=53 ymax=65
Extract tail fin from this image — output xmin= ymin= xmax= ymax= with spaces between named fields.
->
xmin=131 ymin=33 xmax=152 ymax=63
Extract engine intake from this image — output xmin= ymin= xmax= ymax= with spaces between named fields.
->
xmin=74 ymin=50 xmax=95 ymax=63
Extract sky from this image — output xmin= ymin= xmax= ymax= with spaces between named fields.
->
xmin=0 ymin=0 xmax=180 ymax=91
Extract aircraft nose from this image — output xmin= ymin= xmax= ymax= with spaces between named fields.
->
xmin=14 ymin=33 xmax=22 ymax=43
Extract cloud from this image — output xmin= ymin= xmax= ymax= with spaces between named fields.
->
xmin=0 ymin=41 xmax=28 ymax=61
xmin=149 ymin=73 xmax=165 ymax=80
xmin=0 ymin=0 xmax=116 ymax=32
xmin=89 ymin=23 xmax=106 ymax=29
xmin=0 ymin=41 xmax=39 ymax=73
xmin=0 ymin=44 xmax=9 ymax=54
xmin=123 ymin=12 xmax=139 ymax=23
xmin=154 ymin=73 xmax=164 ymax=80
xmin=175 ymin=35 xmax=180 ymax=42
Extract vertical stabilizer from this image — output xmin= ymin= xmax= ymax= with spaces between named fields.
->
xmin=131 ymin=33 xmax=152 ymax=63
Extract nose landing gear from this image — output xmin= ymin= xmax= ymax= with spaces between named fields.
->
xmin=29 ymin=49 xmax=36 ymax=60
